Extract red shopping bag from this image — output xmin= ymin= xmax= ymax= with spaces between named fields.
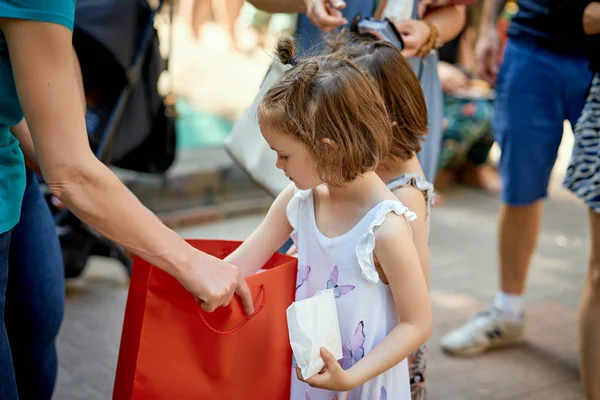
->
xmin=113 ymin=239 xmax=297 ymax=400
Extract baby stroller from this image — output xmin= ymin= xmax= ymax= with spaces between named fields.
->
xmin=44 ymin=0 xmax=177 ymax=279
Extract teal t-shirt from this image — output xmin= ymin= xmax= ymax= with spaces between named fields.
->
xmin=0 ymin=0 xmax=75 ymax=233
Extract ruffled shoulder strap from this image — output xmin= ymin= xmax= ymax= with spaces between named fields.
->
xmin=387 ymin=173 xmax=434 ymax=206
xmin=286 ymin=188 xmax=311 ymax=245
xmin=355 ymin=200 xmax=417 ymax=284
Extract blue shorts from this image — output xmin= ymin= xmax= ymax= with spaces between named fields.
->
xmin=494 ymin=38 xmax=593 ymax=206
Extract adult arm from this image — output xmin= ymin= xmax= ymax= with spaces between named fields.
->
xmin=1 ymin=18 xmax=253 ymax=315
xmin=10 ymin=47 xmax=85 ymax=177
xmin=548 ymin=0 xmax=599 ymax=36
xmin=249 ymin=0 xmax=348 ymax=33
xmin=394 ymin=5 xmax=466 ymax=58
xmin=247 ymin=0 xmax=306 ymax=13
xmin=424 ymin=4 xmax=466 ymax=45
xmin=474 ymin=0 xmax=507 ymax=84
xmin=584 ymin=2 xmax=600 ymax=35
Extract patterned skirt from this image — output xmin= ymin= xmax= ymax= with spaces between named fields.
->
xmin=409 ymin=344 xmax=427 ymax=400
xmin=564 ymin=73 xmax=600 ymax=213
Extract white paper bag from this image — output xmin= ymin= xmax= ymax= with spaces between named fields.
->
xmin=286 ymin=289 xmax=343 ymax=380
xmin=224 ymin=61 xmax=291 ymax=198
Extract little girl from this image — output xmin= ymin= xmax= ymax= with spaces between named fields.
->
xmin=324 ymin=32 xmax=435 ymax=400
xmin=226 ymin=37 xmax=431 ymax=400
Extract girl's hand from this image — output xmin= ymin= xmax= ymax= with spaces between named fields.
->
xmin=394 ymin=20 xmax=431 ymax=58
xmin=296 ymin=348 xmax=354 ymax=392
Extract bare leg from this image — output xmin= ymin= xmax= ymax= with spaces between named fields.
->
xmin=580 ymin=209 xmax=600 ymax=399
xmin=439 ymin=201 xmax=537 ymax=355
xmin=191 ymin=0 xmax=213 ymax=40
xmin=212 ymin=0 xmax=243 ymax=49
xmin=498 ymin=201 xmax=543 ymax=295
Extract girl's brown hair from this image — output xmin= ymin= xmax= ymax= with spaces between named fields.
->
xmin=325 ymin=31 xmax=428 ymax=161
xmin=258 ymin=37 xmax=393 ymax=187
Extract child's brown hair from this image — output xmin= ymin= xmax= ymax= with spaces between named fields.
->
xmin=258 ymin=37 xmax=393 ymax=187
xmin=325 ymin=31 xmax=428 ymax=161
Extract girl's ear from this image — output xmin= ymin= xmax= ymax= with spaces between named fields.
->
xmin=321 ymin=138 xmax=338 ymax=151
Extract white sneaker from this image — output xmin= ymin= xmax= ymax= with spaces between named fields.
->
xmin=440 ymin=306 xmax=525 ymax=356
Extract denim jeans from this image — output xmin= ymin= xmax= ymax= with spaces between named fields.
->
xmin=2 ymin=169 xmax=65 ymax=400
xmin=0 ymin=229 xmax=17 ymax=400
xmin=493 ymin=38 xmax=593 ymax=205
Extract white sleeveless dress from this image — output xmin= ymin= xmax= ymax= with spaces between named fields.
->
xmin=287 ymin=188 xmax=416 ymax=400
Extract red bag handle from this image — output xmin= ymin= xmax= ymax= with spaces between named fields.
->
xmin=197 ymin=284 xmax=267 ymax=335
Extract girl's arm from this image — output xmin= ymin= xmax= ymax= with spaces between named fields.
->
xmin=226 ymin=184 xmax=295 ymax=276
xmin=2 ymin=18 xmax=253 ymax=314
xmin=345 ymin=213 xmax=431 ymax=387
xmin=392 ymin=188 xmax=430 ymax=284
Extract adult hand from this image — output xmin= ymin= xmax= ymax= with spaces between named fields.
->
xmin=296 ymin=347 xmax=354 ymax=391
xmin=438 ymin=62 xmax=470 ymax=93
xmin=394 ymin=19 xmax=431 ymax=58
xmin=180 ymin=251 xmax=254 ymax=315
xmin=304 ymin=0 xmax=348 ymax=32
xmin=475 ymin=26 xmax=500 ymax=85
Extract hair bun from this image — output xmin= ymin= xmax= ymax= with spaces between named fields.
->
xmin=323 ymin=30 xmax=348 ymax=53
xmin=277 ymin=37 xmax=296 ymax=65
xmin=296 ymin=60 xmax=320 ymax=82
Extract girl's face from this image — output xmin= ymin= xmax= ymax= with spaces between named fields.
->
xmin=260 ymin=124 xmax=322 ymax=191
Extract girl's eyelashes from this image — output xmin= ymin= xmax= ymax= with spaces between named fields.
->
xmin=278 ymin=155 xmax=289 ymax=160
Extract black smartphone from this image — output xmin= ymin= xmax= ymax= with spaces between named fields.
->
xmin=351 ymin=15 xmax=404 ymax=51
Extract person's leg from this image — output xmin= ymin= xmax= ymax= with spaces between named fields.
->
xmin=487 ymin=39 xmax=565 ymax=300
xmin=581 ymin=209 xmax=600 ymax=399
xmin=5 ymin=169 xmax=65 ymax=400
xmin=441 ymin=38 xmax=590 ymax=356
xmin=211 ymin=0 xmax=243 ymax=49
xmin=0 ymin=230 xmax=18 ymax=400
xmin=191 ymin=0 xmax=213 ymax=40
xmin=564 ymin=72 xmax=600 ymax=399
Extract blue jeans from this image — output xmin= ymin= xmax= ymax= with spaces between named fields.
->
xmin=0 ymin=229 xmax=17 ymax=400
xmin=494 ymin=38 xmax=593 ymax=205
xmin=2 ymin=169 xmax=65 ymax=400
